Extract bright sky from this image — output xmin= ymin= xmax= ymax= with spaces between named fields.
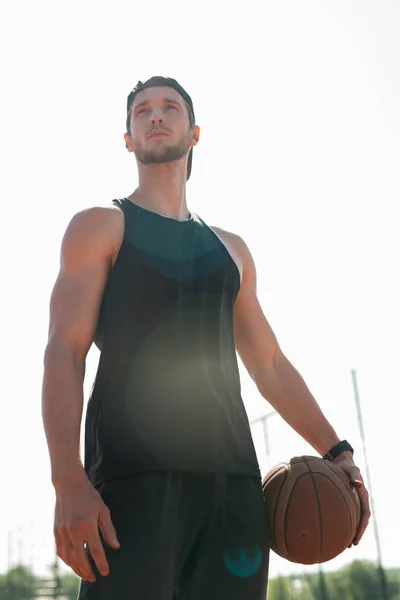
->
xmin=0 ymin=0 xmax=399 ymax=582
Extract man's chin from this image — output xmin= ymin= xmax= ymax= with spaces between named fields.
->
xmin=135 ymin=140 xmax=189 ymax=166
xmin=138 ymin=151 xmax=185 ymax=166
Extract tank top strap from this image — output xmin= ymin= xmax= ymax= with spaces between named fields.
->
xmin=112 ymin=198 xmax=130 ymax=217
xmin=195 ymin=213 xmax=206 ymax=226
xmin=111 ymin=198 xmax=136 ymax=236
xmin=112 ymin=198 xmax=124 ymax=209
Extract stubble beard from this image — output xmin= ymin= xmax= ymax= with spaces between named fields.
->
xmin=135 ymin=134 xmax=191 ymax=166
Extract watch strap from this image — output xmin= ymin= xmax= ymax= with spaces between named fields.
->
xmin=323 ymin=440 xmax=354 ymax=461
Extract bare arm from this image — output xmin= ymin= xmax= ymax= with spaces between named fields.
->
xmin=41 ymin=206 xmax=124 ymax=582
xmin=42 ymin=206 xmax=123 ymax=487
xmin=231 ymin=234 xmax=370 ymax=544
xmin=232 ymin=239 xmax=340 ymax=456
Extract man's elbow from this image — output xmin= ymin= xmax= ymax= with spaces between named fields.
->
xmin=43 ymin=336 xmax=85 ymax=371
xmin=251 ymin=344 xmax=284 ymax=391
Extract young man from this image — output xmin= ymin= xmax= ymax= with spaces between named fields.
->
xmin=42 ymin=76 xmax=370 ymax=600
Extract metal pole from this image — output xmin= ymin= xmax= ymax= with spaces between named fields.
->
xmin=351 ymin=369 xmax=389 ymax=600
xmin=250 ymin=410 xmax=278 ymax=588
xmin=250 ymin=410 xmax=276 ymax=469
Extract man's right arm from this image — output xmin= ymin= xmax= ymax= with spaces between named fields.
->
xmin=41 ymin=206 xmax=124 ymax=582
xmin=42 ymin=206 xmax=123 ymax=488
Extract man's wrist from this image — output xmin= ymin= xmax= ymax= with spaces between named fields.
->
xmin=323 ymin=439 xmax=354 ymax=461
xmin=332 ymin=450 xmax=355 ymax=463
xmin=51 ymin=463 xmax=87 ymax=491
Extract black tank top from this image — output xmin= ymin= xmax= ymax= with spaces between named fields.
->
xmin=84 ymin=198 xmax=260 ymax=485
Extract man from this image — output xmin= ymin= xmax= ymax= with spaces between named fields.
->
xmin=42 ymin=76 xmax=370 ymax=600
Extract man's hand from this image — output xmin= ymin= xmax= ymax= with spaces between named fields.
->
xmin=332 ymin=453 xmax=371 ymax=546
xmin=53 ymin=471 xmax=120 ymax=582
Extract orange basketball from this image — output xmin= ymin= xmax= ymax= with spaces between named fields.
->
xmin=262 ymin=455 xmax=361 ymax=564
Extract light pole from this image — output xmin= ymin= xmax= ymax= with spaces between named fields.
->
xmin=250 ymin=409 xmax=277 ymax=468
xmin=351 ymin=369 xmax=389 ymax=600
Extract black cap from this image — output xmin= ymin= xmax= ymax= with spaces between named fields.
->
xmin=126 ymin=76 xmax=195 ymax=180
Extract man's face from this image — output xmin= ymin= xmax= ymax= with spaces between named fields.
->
xmin=124 ymin=86 xmax=199 ymax=167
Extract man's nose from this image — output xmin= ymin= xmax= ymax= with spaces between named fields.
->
xmin=150 ymin=108 xmax=164 ymax=125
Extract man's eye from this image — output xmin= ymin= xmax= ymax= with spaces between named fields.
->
xmin=137 ymin=109 xmax=146 ymax=115
xmin=166 ymin=105 xmax=178 ymax=110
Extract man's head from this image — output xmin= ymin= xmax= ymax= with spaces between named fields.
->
xmin=124 ymin=76 xmax=199 ymax=180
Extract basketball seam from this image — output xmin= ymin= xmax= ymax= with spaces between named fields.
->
xmin=314 ymin=469 xmax=355 ymax=548
xmin=283 ymin=467 xmax=354 ymax=563
xmin=309 ymin=460 xmax=357 ymax=549
xmin=283 ymin=470 xmax=321 ymax=562
xmin=271 ymin=469 xmax=289 ymax=552
xmin=299 ymin=469 xmax=356 ymax=553
xmin=303 ymin=457 xmax=324 ymax=563
xmin=284 ymin=476 xmax=304 ymax=562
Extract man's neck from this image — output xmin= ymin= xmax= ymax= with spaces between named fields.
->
xmin=131 ymin=164 xmax=190 ymax=222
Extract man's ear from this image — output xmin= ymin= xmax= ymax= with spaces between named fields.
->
xmin=191 ymin=125 xmax=200 ymax=147
xmin=124 ymin=133 xmax=135 ymax=153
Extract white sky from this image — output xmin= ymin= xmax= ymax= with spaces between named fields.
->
xmin=0 ymin=0 xmax=399 ymax=581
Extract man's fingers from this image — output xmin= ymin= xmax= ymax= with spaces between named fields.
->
xmin=65 ymin=525 xmax=98 ymax=582
xmin=55 ymin=527 xmax=93 ymax=582
xmin=54 ymin=527 xmax=73 ymax=570
xmin=351 ymin=479 xmax=364 ymax=488
xmin=99 ymin=505 xmax=120 ymax=549
xmin=72 ymin=544 xmax=99 ymax=582
xmin=353 ymin=529 xmax=365 ymax=546
xmin=334 ymin=461 xmax=371 ymax=548
xmin=66 ymin=559 xmax=87 ymax=582
xmin=346 ymin=465 xmax=364 ymax=486
xmin=86 ymin=531 xmax=110 ymax=577
xmin=353 ymin=486 xmax=371 ymax=546
xmin=338 ymin=464 xmax=370 ymax=546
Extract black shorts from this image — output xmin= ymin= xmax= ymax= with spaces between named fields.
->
xmin=78 ymin=472 xmax=270 ymax=600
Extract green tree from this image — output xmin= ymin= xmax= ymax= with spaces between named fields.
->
xmin=301 ymin=571 xmax=329 ymax=600
xmin=268 ymin=575 xmax=293 ymax=600
xmin=59 ymin=573 xmax=80 ymax=600
xmin=348 ymin=560 xmax=384 ymax=600
xmin=290 ymin=575 xmax=319 ymax=600
xmin=329 ymin=566 xmax=353 ymax=600
xmin=0 ymin=565 xmax=35 ymax=600
xmin=0 ymin=558 xmax=399 ymax=600
xmin=387 ymin=567 xmax=400 ymax=600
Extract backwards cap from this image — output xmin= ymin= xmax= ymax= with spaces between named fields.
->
xmin=126 ymin=76 xmax=195 ymax=180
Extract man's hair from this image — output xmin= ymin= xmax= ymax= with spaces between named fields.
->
xmin=125 ymin=77 xmax=195 ymax=135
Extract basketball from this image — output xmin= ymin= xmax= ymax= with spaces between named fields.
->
xmin=262 ymin=455 xmax=361 ymax=564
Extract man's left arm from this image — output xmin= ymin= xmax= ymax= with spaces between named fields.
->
xmin=231 ymin=234 xmax=370 ymax=546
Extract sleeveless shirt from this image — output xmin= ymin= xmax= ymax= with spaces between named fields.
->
xmin=84 ymin=198 xmax=260 ymax=486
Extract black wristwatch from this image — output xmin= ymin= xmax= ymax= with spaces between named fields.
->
xmin=323 ymin=440 xmax=354 ymax=461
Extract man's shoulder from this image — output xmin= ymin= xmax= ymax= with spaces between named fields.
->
xmin=208 ymin=225 xmax=250 ymax=282
xmin=209 ymin=224 xmax=256 ymax=284
xmin=210 ymin=224 xmax=250 ymax=257
xmin=62 ymin=203 xmax=124 ymax=262
xmin=67 ymin=203 xmax=124 ymax=235
xmin=69 ymin=203 xmax=123 ymax=228
xmin=210 ymin=224 xmax=241 ymax=244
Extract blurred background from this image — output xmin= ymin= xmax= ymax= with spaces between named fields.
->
xmin=0 ymin=0 xmax=399 ymax=598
